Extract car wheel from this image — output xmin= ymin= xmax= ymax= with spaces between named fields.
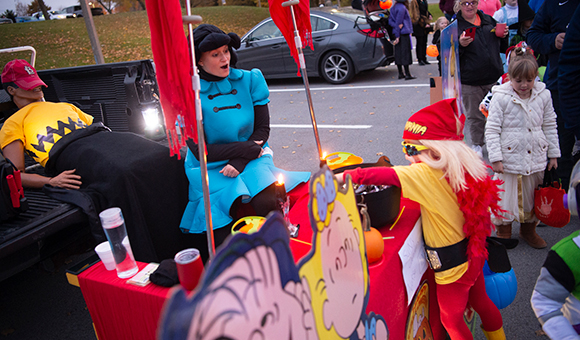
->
xmin=320 ymin=51 xmax=354 ymax=84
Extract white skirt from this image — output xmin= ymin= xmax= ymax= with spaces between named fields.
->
xmin=492 ymin=171 xmax=544 ymax=224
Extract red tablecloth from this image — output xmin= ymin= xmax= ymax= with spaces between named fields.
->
xmin=78 ymin=262 xmax=171 ymax=340
xmin=78 ymin=183 xmax=446 ymax=340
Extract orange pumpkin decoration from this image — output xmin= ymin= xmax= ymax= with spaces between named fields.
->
xmin=360 ymin=205 xmax=385 ymax=264
xmin=365 ymin=227 xmax=384 ymax=264
xmin=379 ymin=0 xmax=392 ymax=9
xmin=426 ymin=44 xmax=439 ymax=58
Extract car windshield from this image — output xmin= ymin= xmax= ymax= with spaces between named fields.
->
xmin=247 ymin=20 xmax=283 ymax=41
xmin=325 ymin=8 xmax=381 ymax=22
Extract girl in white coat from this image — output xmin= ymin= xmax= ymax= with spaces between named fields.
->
xmin=485 ymin=46 xmax=560 ymax=249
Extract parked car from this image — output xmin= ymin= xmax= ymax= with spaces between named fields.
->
xmin=63 ymin=5 xmax=104 ymax=17
xmin=31 ymin=10 xmax=70 ymax=20
xmin=0 ymin=18 xmax=14 ymax=24
xmin=15 ymin=16 xmax=35 ymax=23
xmin=236 ymin=7 xmax=393 ymax=84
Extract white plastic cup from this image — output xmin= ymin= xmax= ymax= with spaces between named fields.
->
xmin=95 ymin=242 xmax=116 ymax=271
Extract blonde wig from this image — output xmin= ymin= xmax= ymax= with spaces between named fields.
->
xmin=415 ymin=140 xmax=488 ymax=192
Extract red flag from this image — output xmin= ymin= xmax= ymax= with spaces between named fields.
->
xmin=268 ymin=0 xmax=313 ymax=75
xmin=146 ymin=0 xmax=197 ymax=157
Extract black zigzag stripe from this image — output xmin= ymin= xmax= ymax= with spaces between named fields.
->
xmin=31 ymin=117 xmax=86 ymax=153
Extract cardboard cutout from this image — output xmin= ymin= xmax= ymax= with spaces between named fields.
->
xmin=440 ymin=22 xmax=463 ymax=117
xmin=158 ymin=166 xmax=388 ymax=340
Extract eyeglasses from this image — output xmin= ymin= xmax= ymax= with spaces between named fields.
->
xmin=461 ymin=1 xmax=478 ymax=6
xmin=402 ymin=141 xmax=429 ymax=156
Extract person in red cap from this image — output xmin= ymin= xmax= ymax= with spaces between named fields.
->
xmin=0 ymin=59 xmax=192 ymax=263
xmin=0 ymin=59 xmax=89 ymax=188
xmin=336 ymin=98 xmax=506 ymax=340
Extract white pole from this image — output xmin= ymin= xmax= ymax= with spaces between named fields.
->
xmin=183 ymin=3 xmax=216 ymax=259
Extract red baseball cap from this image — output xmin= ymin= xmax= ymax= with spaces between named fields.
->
xmin=402 ymin=98 xmax=465 ymax=141
xmin=1 ymin=59 xmax=47 ymax=91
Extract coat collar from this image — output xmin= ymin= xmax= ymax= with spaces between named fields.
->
xmin=200 ymin=68 xmax=244 ymax=93
xmin=494 ymin=80 xmax=545 ymax=102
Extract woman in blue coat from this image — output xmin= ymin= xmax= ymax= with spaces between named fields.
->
xmin=389 ymin=0 xmax=416 ymax=80
xmin=180 ymin=24 xmax=310 ymax=254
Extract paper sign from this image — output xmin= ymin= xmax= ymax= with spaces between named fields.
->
xmin=398 ymin=217 xmax=428 ymax=306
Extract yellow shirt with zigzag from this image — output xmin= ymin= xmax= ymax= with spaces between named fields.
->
xmin=0 ymin=101 xmax=93 ymax=167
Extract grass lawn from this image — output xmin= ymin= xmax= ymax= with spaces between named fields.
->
xmin=0 ymin=6 xmax=271 ymax=71
xmin=1 ymin=5 xmax=444 ymax=71
xmin=428 ymin=3 xmax=443 ymax=24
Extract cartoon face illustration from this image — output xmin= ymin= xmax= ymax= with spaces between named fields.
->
xmin=186 ymin=244 xmax=316 ymax=340
xmin=300 ymin=168 xmax=369 ymax=339
xmin=319 ymin=201 xmax=366 ymax=337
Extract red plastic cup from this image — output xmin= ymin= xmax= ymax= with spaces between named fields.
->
xmin=174 ymin=248 xmax=204 ymax=291
xmin=495 ymin=23 xmax=507 ymax=37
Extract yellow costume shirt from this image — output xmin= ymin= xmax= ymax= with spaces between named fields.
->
xmin=0 ymin=101 xmax=93 ymax=167
xmin=394 ymin=162 xmax=468 ymax=284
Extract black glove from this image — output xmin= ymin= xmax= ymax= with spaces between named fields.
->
xmin=149 ymin=259 xmax=179 ymax=287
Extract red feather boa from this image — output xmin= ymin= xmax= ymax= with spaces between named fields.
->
xmin=454 ymin=171 xmax=504 ymax=260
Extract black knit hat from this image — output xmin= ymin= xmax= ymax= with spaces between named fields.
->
xmin=192 ymin=24 xmax=241 ymax=67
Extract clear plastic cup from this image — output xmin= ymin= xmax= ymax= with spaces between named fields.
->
xmin=99 ymin=207 xmax=138 ymax=279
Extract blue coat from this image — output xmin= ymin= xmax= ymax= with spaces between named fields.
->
xmin=389 ymin=2 xmax=413 ymax=38
xmin=527 ymin=0 xmax=580 ymax=91
xmin=558 ymin=5 xmax=580 ymax=137
xmin=180 ymin=68 xmax=310 ymax=233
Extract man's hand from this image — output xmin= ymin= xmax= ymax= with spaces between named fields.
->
xmin=220 ymin=164 xmax=240 ymax=178
xmin=49 ymin=169 xmax=82 ymax=189
xmin=555 ymin=33 xmax=566 ymax=50
xmin=459 ymin=32 xmax=473 ymax=47
xmin=492 ymin=161 xmax=504 ymax=174
xmin=393 ymin=37 xmax=400 ymax=45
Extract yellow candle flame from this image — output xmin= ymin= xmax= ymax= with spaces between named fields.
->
xmin=322 ymin=151 xmax=327 ymax=160
xmin=277 ymin=174 xmax=285 ymax=185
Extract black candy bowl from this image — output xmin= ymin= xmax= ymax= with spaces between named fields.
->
xmin=332 ymin=156 xmax=402 ymax=228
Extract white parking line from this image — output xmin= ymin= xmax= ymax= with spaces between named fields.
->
xmin=270 ymin=83 xmax=430 ymax=92
xmin=271 ymin=124 xmax=372 ymax=129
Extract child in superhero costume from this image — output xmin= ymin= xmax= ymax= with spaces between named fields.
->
xmin=336 ymin=98 xmax=505 ymax=340
xmin=531 ymin=230 xmax=580 ymax=339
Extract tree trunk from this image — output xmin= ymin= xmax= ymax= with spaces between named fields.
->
xmin=136 ymin=0 xmax=146 ymax=9
xmin=38 ymin=0 xmax=50 ymax=20
xmin=96 ymin=0 xmax=113 ymax=14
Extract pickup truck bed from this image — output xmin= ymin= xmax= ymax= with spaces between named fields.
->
xmin=0 ymin=59 xmax=163 ymax=281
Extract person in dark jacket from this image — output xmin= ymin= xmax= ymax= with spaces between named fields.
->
xmin=432 ymin=16 xmax=450 ymax=76
xmin=389 ymin=0 xmax=416 ymax=80
xmin=455 ymin=0 xmax=508 ymax=157
xmin=558 ymin=5 xmax=580 ymax=166
xmin=412 ymin=0 xmax=434 ymax=65
xmin=527 ymin=0 xmax=580 ymax=191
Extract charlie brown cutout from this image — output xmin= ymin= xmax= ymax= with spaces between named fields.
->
xmin=157 ymin=166 xmax=388 ymax=340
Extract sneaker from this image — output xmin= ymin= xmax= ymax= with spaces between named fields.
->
xmin=405 ymin=75 xmax=416 ymax=80
xmin=471 ymin=145 xmax=483 ymax=158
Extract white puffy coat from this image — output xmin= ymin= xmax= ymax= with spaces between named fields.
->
xmin=485 ymin=81 xmax=560 ymax=175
